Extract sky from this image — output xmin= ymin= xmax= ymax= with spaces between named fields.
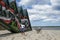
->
xmin=16 ymin=0 xmax=60 ymax=26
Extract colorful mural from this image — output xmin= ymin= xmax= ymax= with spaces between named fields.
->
xmin=0 ymin=0 xmax=32 ymax=33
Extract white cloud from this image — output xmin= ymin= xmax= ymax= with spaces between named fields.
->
xmin=51 ymin=0 xmax=60 ymax=5
xmin=18 ymin=0 xmax=31 ymax=5
xmin=29 ymin=12 xmax=60 ymax=22
xmin=29 ymin=14 xmax=48 ymax=21
xmin=32 ymin=5 xmax=52 ymax=10
xmin=27 ymin=4 xmax=60 ymax=22
xmin=17 ymin=0 xmax=51 ymax=7
xmin=17 ymin=0 xmax=35 ymax=6
xmin=17 ymin=0 xmax=60 ymax=23
xmin=28 ymin=5 xmax=60 ymax=15
xmin=27 ymin=9 xmax=40 ymax=15
xmin=43 ymin=19 xmax=58 ymax=22
xmin=28 ymin=5 xmax=52 ymax=15
xmin=51 ymin=0 xmax=60 ymax=10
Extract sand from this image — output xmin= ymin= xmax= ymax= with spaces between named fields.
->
xmin=0 ymin=28 xmax=60 ymax=40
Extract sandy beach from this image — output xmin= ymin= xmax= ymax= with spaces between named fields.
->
xmin=0 ymin=27 xmax=60 ymax=40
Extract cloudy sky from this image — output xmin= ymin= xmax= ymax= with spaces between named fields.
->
xmin=16 ymin=0 xmax=60 ymax=26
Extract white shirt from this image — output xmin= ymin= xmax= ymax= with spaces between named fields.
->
xmin=2 ymin=7 xmax=6 ymax=10
xmin=21 ymin=24 xmax=25 ymax=28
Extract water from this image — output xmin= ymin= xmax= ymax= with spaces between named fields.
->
xmin=32 ymin=26 xmax=60 ymax=30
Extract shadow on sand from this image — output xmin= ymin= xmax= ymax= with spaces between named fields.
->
xmin=0 ymin=32 xmax=20 ymax=37
xmin=0 ymin=31 xmax=27 ymax=37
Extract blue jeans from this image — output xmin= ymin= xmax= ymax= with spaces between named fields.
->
xmin=20 ymin=28 xmax=26 ymax=32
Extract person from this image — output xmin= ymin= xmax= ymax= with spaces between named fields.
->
xmin=20 ymin=24 xmax=26 ymax=32
xmin=21 ymin=18 xmax=29 ymax=28
xmin=20 ymin=24 xmax=26 ymax=36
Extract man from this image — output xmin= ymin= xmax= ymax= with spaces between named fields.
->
xmin=20 ymin=24 xmax=26 ymax=36
xmin=20 ymin=24 xmax=26 ymax=32
xmin=21 ymin=18 xmax=29 ymax=28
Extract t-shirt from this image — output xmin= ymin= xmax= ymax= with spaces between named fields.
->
xmin=21 ymin=24 xmax=25 ymax=29
xmin=20 ymin=24 xmax=26 ymax=32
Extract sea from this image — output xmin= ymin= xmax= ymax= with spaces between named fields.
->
xmin=32 ymin=26 xmax=60 ymax=30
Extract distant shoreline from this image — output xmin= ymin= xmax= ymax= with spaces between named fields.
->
xmin=0 ymin=25 xmax=60 ymax=30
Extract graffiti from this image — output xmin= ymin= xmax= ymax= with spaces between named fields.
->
xmin=0 ymin=0 xmax=32 ymax=33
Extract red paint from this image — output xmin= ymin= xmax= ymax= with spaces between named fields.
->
xmin=3 ymin=20 xmax=11 ymax=24
xmin=9 ymin=8 xmax=14 ymax=13
xmin=0 ymin=1 xmax=6 ymax=7
xmin=0 ymin=1 xmax=15 ymax=13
